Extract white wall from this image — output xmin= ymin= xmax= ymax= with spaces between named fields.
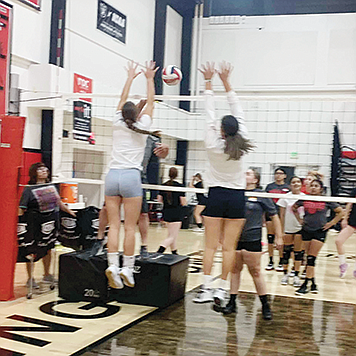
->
xmin=163 ymin=5 xmax=183 ymax=103
xmin=200 ymin=13 xmax=356 ymax=92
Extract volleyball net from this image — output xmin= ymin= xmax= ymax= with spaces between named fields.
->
xmin=21 ymin=91 xmax=356 ymax=205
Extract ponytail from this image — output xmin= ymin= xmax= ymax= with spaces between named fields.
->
xmin=224 ymin=132 xmax=254 ymax=161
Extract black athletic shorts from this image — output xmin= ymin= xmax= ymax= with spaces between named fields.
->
xmin=204 ymin=187 xmax=245 ymax=219
xmin=237 ymin=240 xmax=262 ymax=252
xmin=163 ymin=207 xmax=183 ymax=223
xmin=301 ymin=229 xmax=327 ymax=243
xmin=285 ymin=230 xmax=302 ymax=235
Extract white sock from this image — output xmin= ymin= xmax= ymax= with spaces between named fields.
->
xmin=338 ymin=254 xmax=346 ymax=265
xmin=203 ymin=275 xmax=213 ymax=289
xmin=123 ymin=255 xmax=135 ymax=268
xmin=218 ymin=278 xmax=230 ymax=291
xmin=107 ymin=252 xmax=119 ymax=268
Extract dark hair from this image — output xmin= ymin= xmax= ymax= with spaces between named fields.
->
xmin=122 ymin=101 xmax=161 ymax=138
xmin=28 ymin=162 xmax=50 ymax=185
xmin=250 ymin=168 xmax=261 ymax=188
xmin=311 ymin=178 xmax=324 ymax=192
xmin=221 ymin=115 xmax=254 ymax=160
xmin=290 ymin=175 xmax=302 ymax=184
xmin=195 ymin=173 xmax=203 ymax=185
xmin=275 ymin=167 xmax=287 ymax=175
xmin=166 ymin=167 xmax=179 ymax=205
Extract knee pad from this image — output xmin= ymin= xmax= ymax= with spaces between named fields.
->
xmin=294 ymin=250 xmax=304 ymax=261
xmin=267 ymin=234 xmax=275 ymax=244
xmin=307 ymin=255 xmax=316 ymax=267
xmin=281 ymin=245 xmax=293 ymax=265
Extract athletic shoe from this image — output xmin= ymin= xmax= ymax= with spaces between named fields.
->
xmin=262 ymin=303 xmax=273 ymax=320
xmin=105 ymin=265 xmax=123 ymax=289
xmin=281 ymin=275 xmax=289 ymax=285
xmin=140 ymin=245 xmax=149 ymax=260
xmin=265 ymin=262 xmax=274 ymax=271
xmin=26 ymin=278 xmax=40 ymax=289
xmin=222 ymin=300 xmax=237 ymax=315
xmin=213 ymin=288 xmax=227 ymax=308
xmin=276 ymin=264 xmax=284 ymax=272
xmin=193 ymin=288 xmax=213 ymax=303
xmin=42 ymin=274 xmax=55 ymax=284
xmin=310 ymin=284 xmax=318 ymax=294
xmin=119 ymin=267 xmax=135 ymax=288
xmin=192 ymin=227 xmax=204 ymax=233
xmin=339 ymin=263 xmax=348 ymax=278
xmin=289 ymin=269 xmax=295 ymax=277
xmin=295 ymin=283 xmax=309 ymax=295
xmin=293 ymin=276 xmax=302 ymax=288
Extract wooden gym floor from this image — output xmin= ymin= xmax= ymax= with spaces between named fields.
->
xmin=1 ymin=226 xmax=355 ymax=355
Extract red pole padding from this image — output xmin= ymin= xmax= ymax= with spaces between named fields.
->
xmin=0 ymin=116 xmax=26 ymax=300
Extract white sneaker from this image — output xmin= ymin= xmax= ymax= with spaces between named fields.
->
xmin=193 ymin=288 xmax=213 ymax=303
xmin=192 ymin=227 xmax=204 ymax=233
xmin=119 ymin=267 xmax=135 ymax=288
xmin=289 ymin=270 xmax=295 ymax=277
xmin=293 ymin=276 xmax=302 ymax=288
xmin=213 ymin=288 xmax=227 ymax=308
xmin=281 ymin=275 xmax=289 ymax=285
xmin=105 ymin=265 xmax=123 ymax=289
xmin=276 ymin=264 xmax=284 ymax=272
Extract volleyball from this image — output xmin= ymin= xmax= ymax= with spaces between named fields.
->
xmin=162 ymin=65 xmax=183 ymax=86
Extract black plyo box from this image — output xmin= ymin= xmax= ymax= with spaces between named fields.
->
xmin=58 ymin=251 xmax=189 ymax=308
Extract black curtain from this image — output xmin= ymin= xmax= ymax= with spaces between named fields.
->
xmin=330 ymin=121 xmax=341 ymax=196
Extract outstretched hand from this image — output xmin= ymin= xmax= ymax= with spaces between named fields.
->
xmin=217 ymin=61 xmax=233 ymax=82
xmin=126 ymin=60 xmax=141 ymax=79
xmin=142 ymin=60 xmax=159 ymax=80
xmin=198 ymin=62 xmax=216 ymax=80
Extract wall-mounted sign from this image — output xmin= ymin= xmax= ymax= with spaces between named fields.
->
xmin=73 ymin=73 xmax=93 ymax=103
xmin=73 ymin=101 xmax=92 ymax=142
xmin=97 ymin=0 xmax=126 ymax=44
xmin=19 ymin=0 xmax=41 ymax=10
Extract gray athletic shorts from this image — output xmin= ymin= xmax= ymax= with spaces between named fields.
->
xmin=105 ymin=169 xmax=142 ymax=198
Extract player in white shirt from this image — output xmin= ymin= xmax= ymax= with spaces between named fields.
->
xmin=193 ymin=62 xmax=254 ymax=308
xmin=105 ymin=60 xmax=159 ymax=290
xmin=277 ymin=176 xmax=305 ymax=287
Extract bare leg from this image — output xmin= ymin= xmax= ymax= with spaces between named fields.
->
xmin=305 ymin=239 xmax=324 ymax=279
xmin=282 ymin=234 xmax=294 ymax=272
xmin=98 ymin=205 xmax=108 ymax=240
xmin=106 ymin=196 xmax=122 ymax=253
xmin=42 ymin=250 xmax=51 ymax=276
xmin=221 ymin=219 xmax=245 ymax=280
xmin=242 ymin=250 xmax=267 ymax=295
xmin=122 ymin=196 xmax=142 ymax=256
xmin=267 ymin=221 xmax=275 ymax=258
xmin=335 ymin=225 xmax=355 ymax=255
xmin=203 ymin=217 xmax=223 ymax=275
xmin=138 ymin=213 xmax=149 ymax=246
xmin=294 ymin=233 xmax=303 ymax=272
xmin=194 ymin=205 xmax=205 ymax=225
xmin=230 ymin=251 xmax=243 ymax=294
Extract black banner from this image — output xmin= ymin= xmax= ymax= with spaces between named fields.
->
xmin=73 ymin=101 xmax=91 ymax=142
xmin=97 ymin=0 xmax=126 ymax=44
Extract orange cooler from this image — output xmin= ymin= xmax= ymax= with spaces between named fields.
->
xmin=60 ymin=183 xmax=78 ymax=203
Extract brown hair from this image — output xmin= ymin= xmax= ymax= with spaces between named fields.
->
xmin=166 ymin=167 xmax=178 ymax=205
xmin=307 ymin=170 xmax=324 ymax=182
xmin=122 ymin=101 xmax=161 ymax=138
xmin=28 ymin=162 xmax=50 ymax=185
xmin=250 ymin=168 xmax=261 ymax=189
xmin=221 ymin=115 xmax=254 ymax=160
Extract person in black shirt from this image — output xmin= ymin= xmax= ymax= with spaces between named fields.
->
xmin=265 ymin=168 xmax=289 ymax=272
xmin=19 ymin=162 xmax=75 ymax=288
xmin=189 ymin=173 xmax=207 ymax=233
xmin=220 ymin=169 xmax=283 ymax=320
xmin=293 ymin=179 xmax=343 ymax=295
xmin=157 ymin=167 xmax=187 ymax=254
xmin=335 ymin=187 xmax=356 ymax=278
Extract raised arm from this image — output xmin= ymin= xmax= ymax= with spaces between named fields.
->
xmin=218 ymin=61 xmax=248 ymax=138
xmin=142 ymin=60 xmax=159 ymax=118
xmin=117 ymin=61 xmax=141 ymax=111
xmin=199 ymin=62 xmax=217 ymax=124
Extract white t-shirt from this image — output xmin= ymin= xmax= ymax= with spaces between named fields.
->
xmin=204 ymin=90 xmax=249 ymax=189
xmin=109 ymin=111 xmax=152 ymax=170
xmin=277 ymin=192 xmax=305 ymax=233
